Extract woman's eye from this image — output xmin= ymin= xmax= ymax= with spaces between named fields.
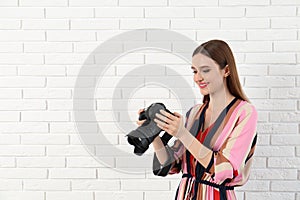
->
xmin=202 ymin=69 xmax=210 ymax=73
xmin=192 ymin=71 xmax=197 ymax=74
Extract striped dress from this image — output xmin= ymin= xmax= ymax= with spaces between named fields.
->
xmin=153 ymin=97 xmax=258 ymax=200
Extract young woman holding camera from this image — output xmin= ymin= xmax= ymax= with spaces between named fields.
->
xmin=137 ymin=39 xmax=258 ymax=200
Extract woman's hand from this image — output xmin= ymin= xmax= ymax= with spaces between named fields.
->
xmin=136 ymin=108 xmax=146 ymax=126
xmin=154 ymin=110 xmax=184 ymax=138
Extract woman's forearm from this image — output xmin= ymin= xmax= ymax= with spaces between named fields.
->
xmin=152 ymin=136 xmax=169 ymax=165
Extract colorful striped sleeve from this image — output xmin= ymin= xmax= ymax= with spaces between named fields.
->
xmin=178 ymin=103 xmax=258 ymax=184
xmin=208 ymin=104 xmax=258 ymax=184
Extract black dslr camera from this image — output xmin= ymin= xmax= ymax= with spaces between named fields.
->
xmin=127 ymin=103 xmax=174 ymax=156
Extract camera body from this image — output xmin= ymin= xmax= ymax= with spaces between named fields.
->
xmin=127 ymin=103 xmax=173 ymax=156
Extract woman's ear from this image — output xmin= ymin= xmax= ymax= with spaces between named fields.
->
xmin=224 ymin=64 xmax=230 ymax=77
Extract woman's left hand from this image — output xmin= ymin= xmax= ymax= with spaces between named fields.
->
xmin=154 ymin=110 xmax=183 ymax=137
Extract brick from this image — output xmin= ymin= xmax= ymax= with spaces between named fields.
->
xmin=195 ymin=7 xmax=245 ymax=17
xmin=47 ymin=31 xmax=96 ymax=42
xmin=271 ymin=135 xmax=300 ymax=145
xmin=251 ymin=169 xmax=297 ymax=180
xmin=49 ymin=168 xmax=96 ymax=179
xmin=252 ymin=157 xmax=267 ymax=168
xmin=95 ymin=192 xmax=143 ymax=200
xmin=0 ymin=77 xmax=45 ymax=87
xmin=0 ymin=20 xmax=21 ymax=29
xmin=248 ymin=76 xmax=295 ymax=88
xmin=219 ymin=0 xmax=269 ymax=5
xmin=120 ymin=19 xmax=169 ymax=29
xmin=67 ymin=157 xmax=113 ymax=167
xmin=0 ymin=54 xmax=44 ymax=64
xmin=144 ymin=30 xmax=195 ymax=42
xmin=45 ymin=54 xmax=93 ymax=65
xmin=268 ymin=157 xmax=300 ymax=168
xmin=0 ymin=180 xmax=22 ymax=190
xmin=0 ymin=145 xmax=45 ymax=156
xmin=24 ymin=41 xmax=72 ymax=53
xmin=270 ymin=112 xmax=300 ymax=122
xmin=171 ymin=19 xmax=219 ymax=29
xmin=24 ymin=180 xmax=70 ymax=191
xmin=71 ymin=19 xmax=119 ymax=30
xmin=0 ymin=157 xmax=15 ymax=167
xmin=0 ymin=134 xmax=19 ymax=144
xmin=96 ymin=7 xmax=144 ymax=18
xmin=20 ymin=0 xmax=68 ymax=6
xmin=272 ymin=0 xmax=300 ymax=5
xmin=47 ymin=145 xmax=94 ymax=156
xmin=251 ymin=99 xmax=295 ymax=110
xmin=0 ymin=31 xmax=45 ymax=41
xmin=70 ymin=134 xmax=117 ymax=144
xmin=257 ymin=123 xmax=298 ymax=134
xmin=169 ymin=0 xmax=218 ymax=6
xmin=23 ymin=88 xmax=71 ymax=99
xmin=145 ymin=7 xmax=194 ymax=18
xmin=98 ymin=168 xmax=145 ymax=179
xmin=269 ymin=65 xmax=300 ymax=75
xmin=0 ymin=42 xmax=23 ymax=52
xmin=0 ymin=122 xmax=48 ymax=133
xmin=145 ymin=191 xmax=175 ymax=200
xmin=242 ymin=180 xmax=269 ymax=191
xmin=231 ymin=41 xmax=272 ymax=52
xmin=19 ymin=66 xmax=65 ymax=76
xmin=255 ymin=146 xmax=294 ymax=157
xmin=0 ymin=168 xmax=47 ymax=178
xmin=121 ymin=180 xmax=169 ymax=191
xmin=17 ymin=157 xmax=65 ymax=167
xmin=238 ymin=65 xmax=268 ymax=75
xmin=71 ymin=180 xmax=120 ymax=190
xmin=196 ymin=30 xmax=246 ymax=41
xmin=272 ymin=17 xmax=300 ymax=28
xmin=271 ymin=87 xmax=300 ymax=99
xmin=0 ymin=111 xmax=19 ymax=121
xmin=69 ymin=0 xmax=117 ymax=6
xmin=246 ymin=53 xmax=296 ymax=64
xmin=47 ymin=192 xmax=93 ymax=200
xmin=271 ymin=181 xmax=300 ymax=191
xmin=247 ymin=30 xmax=297 ymax=40
xmin=47 ymin=77 xmax=95 ymax=88
xmin=0 ymin=67 xmax=17 ymax=76
xmin=221 ymin=18 xmax=269 ymax=29
xmin=0 ymin=192 xmax=44 ymax=200
xmin=244 ymin=87 xmax=269 ymax=99
xmin=46 ymin=8 xmax=94 ymax=18
xmin=22 ymin=111 xmax=69 ymax=122
xmin=22 ymin=19 xmax=69 ymax=30
xmin=119 ymin=0 xmax=167 ymax=6
xmin=0 ymin=0 xmax=18 ymax=6
xmin=246 ymin=6 xmax=296 ymax=17
xmin=21 ymin=134 xmax=69 ymax=145
xmin=49 ymin=122 xmax=97 ymax=133
xmin=246 ymin=192 xmax=294 ymax=200
xmin=0 ymin=8 xmax=44 ymax=18
xmin=0 ymin=100 xmax=46 ymax=110
xmin=274 ymin=41 xmax=300 ymax=52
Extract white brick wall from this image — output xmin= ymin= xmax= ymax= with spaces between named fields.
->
xmin=0 ymin=1 xmax=299 ymax=200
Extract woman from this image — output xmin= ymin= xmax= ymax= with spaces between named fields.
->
xmin=137 ymin=39 xmax=258 ymax=200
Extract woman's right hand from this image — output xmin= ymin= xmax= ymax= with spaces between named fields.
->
xmin=136 ymin=108 xmax=146 ymax=126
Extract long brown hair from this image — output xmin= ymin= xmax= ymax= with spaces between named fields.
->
xmin=192 ymin=39 xmax=250 ymax=103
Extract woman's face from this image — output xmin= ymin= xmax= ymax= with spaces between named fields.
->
xmin=191 ymin=53 xmax=227 ymax=96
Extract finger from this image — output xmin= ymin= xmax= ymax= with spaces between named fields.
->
xmin=137 ymin=108 xmax=145 ymax=114
xmin=136 ymin=119 xmax=146 ymax=125
xmin=173 ymin=112 xmax=181 ymax=118
xmin=159 ymin=109 xmax=176 ymax=120
xmin=154 ymin=118 xmax=168 ymax=130
xmin=155 ymin=113 xmax=172 ymax=124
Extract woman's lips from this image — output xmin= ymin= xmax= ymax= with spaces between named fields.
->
xmin=199 ymin=82 xmax=208 ymax=89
